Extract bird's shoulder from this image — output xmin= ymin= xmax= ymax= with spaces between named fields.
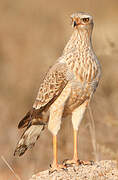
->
xmin=33 ymin=60 xmax=73 ymax=110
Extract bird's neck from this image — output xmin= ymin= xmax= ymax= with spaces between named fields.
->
xmin=63 ymin=28 xmax=92 ymax=54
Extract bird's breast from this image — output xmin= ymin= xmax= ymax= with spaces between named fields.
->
xmin=67 ymin=50 xmax=100 ymax=88
xmin=63 ymin=83 xmax=91 ymax=116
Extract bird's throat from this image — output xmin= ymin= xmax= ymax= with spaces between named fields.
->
xmin=63 ymin=28 xmax=92 ymax=54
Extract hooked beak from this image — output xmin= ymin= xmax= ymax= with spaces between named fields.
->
xmin=73 ymin=21 xmax=77 ymax=27
xmin=73 ymin=18 xmax=81 ymax=27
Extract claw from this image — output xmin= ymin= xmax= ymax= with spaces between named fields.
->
xmin=63 ymin=159 xmax=79 ymax=167
xmin=49 ymin=164 xmax=67 ymax=174
xmin=63 ymin=159 xmax=94 ymax=167
xmin=63 ymin=158 xmax=69 ymax=164
xmin=78 ymin=160 xmax=94 ymax=165
xmin=63 ymin=159 xmax=71 ymax=167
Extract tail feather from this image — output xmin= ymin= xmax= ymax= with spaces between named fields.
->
xmin=14 ymin=124 xmax=44 ymax=156
xmin=18 ymin=112 xmax=30 ymax=129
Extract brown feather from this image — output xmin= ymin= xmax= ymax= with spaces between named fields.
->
xmin=18 ymin=62 xmax=71 ymax=129
xmin=14 ymin=123 xmax=44 ymax=156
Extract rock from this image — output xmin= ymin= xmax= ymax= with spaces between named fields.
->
xmin=29 ymin=160 xmax=118 ymax=180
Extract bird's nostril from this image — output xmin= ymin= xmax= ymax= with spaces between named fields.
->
xmin=73 ymin=21 xmax=77 ymax=27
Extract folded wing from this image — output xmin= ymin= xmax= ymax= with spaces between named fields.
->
xmin=18 ymin=61 xmax=72 ymax=129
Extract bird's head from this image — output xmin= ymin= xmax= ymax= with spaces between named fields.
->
xmin=70 ymin=12 xmax=93 ymax=31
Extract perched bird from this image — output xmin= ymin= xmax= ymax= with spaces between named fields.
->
xmin=14 ymin=12 xmax=101 ymax=172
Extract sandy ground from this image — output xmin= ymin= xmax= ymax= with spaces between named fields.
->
xmin=30 ymin=160 xmax=118 ymax=180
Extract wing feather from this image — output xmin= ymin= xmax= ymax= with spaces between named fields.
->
xmin=18 ymin=62 xmax=72 ymax=129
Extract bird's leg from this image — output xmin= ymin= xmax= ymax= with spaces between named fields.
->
xmin=63 ymin=130 xmax=94 ymax=166
xmin=52 ymin=135 xmax=57 ymax=167
xmin=49 ymin=135 xmax=66 ymax=173
xmin=63 ymin=102 xmax=94 ymax=166
xmin=73 ymin=130 xmax=78 ymax=162
xmin=73 ymin=130 xmax=93 ymax=165
xmin=63 ymin=130 xmax=79 ymax=166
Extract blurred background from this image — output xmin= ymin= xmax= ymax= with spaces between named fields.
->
xmin=0 ymin=0 xmax=118 ymax=179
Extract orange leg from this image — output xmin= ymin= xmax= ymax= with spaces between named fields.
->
xmin=63 ymin=130 xmax=79 ymax=166
xmin=73 ymin=130 xmax=94 ymax=165
xmin=52 ymin=135 xmax=58 ymax=166
xmin=73 ymin=130 xmax=78 ymax=162
xmin=50 ymin=135 xmax=66 ymax=173
xmin=63 ymin=130 xmax=94 ymax=166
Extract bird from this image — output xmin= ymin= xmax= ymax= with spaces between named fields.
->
xmin=14 ymin=12 xmax=101 ymax=172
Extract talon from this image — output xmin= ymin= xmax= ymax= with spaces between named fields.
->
xmin=65 ymin=163 xmax=73 ymax=167
xmin=63 ymin=158 xmax=69 ymax=165
xmin=63 ymin=159 xmax=79 ymax=166
xmin=63 ymin=159 xmax=94 ymax=167
xmin=49 ymin=163 xmax=67 ymax=174
xmin=79 ymin=160 xmax=94 ymax=165
xmin=63 ymin=159 xmax=73 ymax=167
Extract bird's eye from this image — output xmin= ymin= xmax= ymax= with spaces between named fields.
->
xmin=83 ymin=18 xmax=89 ymax=23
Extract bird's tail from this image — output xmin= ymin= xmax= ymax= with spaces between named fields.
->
xmin=14 ymin=122 xmax=45 ymax=156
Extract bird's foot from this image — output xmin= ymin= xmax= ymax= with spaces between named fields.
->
xmin=49 ymin=163 xmax=67 ymax=174
xmin=63 ymin=158 xmax=79 ymax=167
xmin=63 ymin=158 xmax=94 ymax=167
xmin=79 ymin=160 xmax=94 ymax=165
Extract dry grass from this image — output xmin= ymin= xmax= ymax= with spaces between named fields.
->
xmin=0 ymin=0 xmax=118 ymax=179
xmin=1 ymin=156 xmax=21 ymax=180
